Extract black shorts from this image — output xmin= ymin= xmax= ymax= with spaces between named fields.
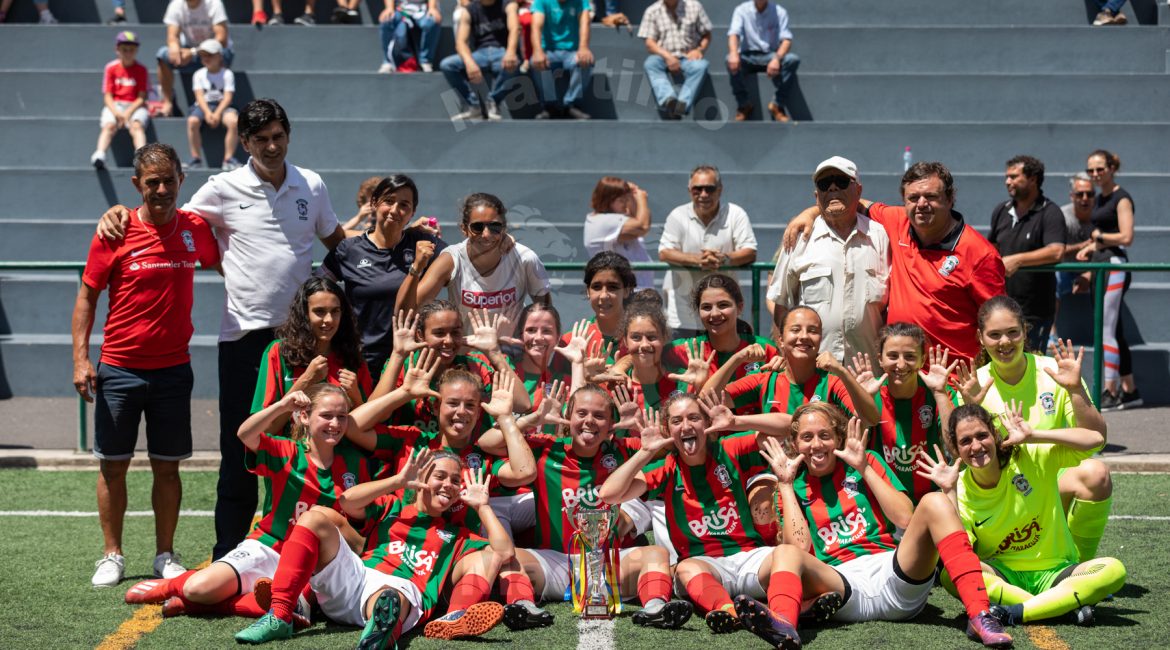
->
xmin=93 ymin=362 xmax=194 ymax=461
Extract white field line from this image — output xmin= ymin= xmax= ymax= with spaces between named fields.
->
xmin=0 ymin=510 xmax=218 ymax=517
xmin=577 ymin=617 xmax=616 ymax=650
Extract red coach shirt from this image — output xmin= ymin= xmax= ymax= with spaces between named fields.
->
xmin=83 ymin=208 xmax=219 ymax=369
xmin=866 ymin=202 xmax=1004 ymax=364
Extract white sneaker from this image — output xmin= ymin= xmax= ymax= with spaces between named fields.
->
xmin=485 ymin=100 xmax=502 ymax=121
xmin=39 ymin=10 xmax=58 ymax=24
xmin=153 ymin=552 xmax=187 ymax=579
xmin=450 ymin=107 xmax=483 ymax=121
xmin=92 ymin=553 xmax=125 ymax=587
xmin=377 ymin=62 xmax=395 ymax=74
xmin=90 ymin=150 xmax=106 ymax=170
xmin=420 ymin=62 xmax=434 ymax=72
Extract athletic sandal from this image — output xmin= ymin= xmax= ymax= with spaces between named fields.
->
xmin=632 ymin=600 xmax=693 ymax=629
xmin=968 ymin=610 xmax=1014 ymax=648
xmin=357 ymin=589 xmax=401 ymax=650
xmin=252 ymin=578 xmax=312 ymax=630
xmin=124 ymin=579 xmax=171 ymax=604
xmin=734 ymin=595 xmax=801 ymax=650
xmin=234 ymin=611 xmax=293 ymax=644
xmin=423 ymin=601 xmax=504 ymax=640
xmin=798 ymin=591 xmax=843 ymax=625
xmin=502 ymin=601 xmax=554 ymax=630
xmin=704 ymin=606 xmax=739 ymax=634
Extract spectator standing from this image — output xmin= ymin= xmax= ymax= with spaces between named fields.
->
xmin=584 ymin=176 xmax=654 ymax=289
xmin=97 ymin=99 xmax=347 ymax=560
xmin=1077 ymin=149 xmax=1140 ymax=410
xmin=91 ymin=31 xmax=149 ymax=170
xmin=380 ymin=0 xmax=443 ymax=72
xmin=73 ymin=144 xmax=220 ymax=587
xmin=1053 ymin=173 xmax=1096 ymax=339
xmin=530 ymin=0 xmax=594 ymax=119
xmin=726 ymin=0 xmax=800 ymax=122
xmin=157 ymin=0 xmax=232 ymax=117
xmin=1092 ymin=0 xmax=1129 ymax=25
xmin=658 ymin=165 xmax=757 ymax=340
xmin=0 ymin=0 xmax=56 ymax=23
xmin=440 ymin=0 xmax=521 ymax=121
xmin=319 ymin=174 xmax=448 ymax=382
xmin=638 ymin=0 xmax=712 ymax=120
xmin=987 ymin=155 xmax=1066 ymax=353
xmin=252 ymin=0 xmax=318 ymax=25
xmin=184 ymin=39 xmax=241 ymax=171
xmin=768 ymin=156 xmax=889 ymax=361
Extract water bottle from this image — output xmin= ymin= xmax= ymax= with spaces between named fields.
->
xmin=903 ymin=147 xmax=913 ymax=172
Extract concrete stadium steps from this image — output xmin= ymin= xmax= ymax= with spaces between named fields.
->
xmin=12 ymin=70 xmax=1170 ymax=124
xmin=2 ymin=24 xmax=1167 ymax=74
xmin=6 ymin=117 xmax=1170 ymax=173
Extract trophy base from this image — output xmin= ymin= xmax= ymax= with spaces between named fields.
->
xmin=583 ymin=604 xmax=614 ymax=619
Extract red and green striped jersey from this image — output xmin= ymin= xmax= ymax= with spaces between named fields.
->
xmin=667 ymin=333 xmax=780 ymax=414
xmin=384 ymin=350 xmax=499 ymax=431
xmin=726 ymin=369 xmax=856 ymax=417
xmin=360 ymin=495 xmax=490 ymax=623
xmin=251 ymin=340 xmax=374 ymax=417
xmin=873 ymin=383 xmax=958 ymax=503
xmin=624 ymin=368 xmax=685 ymax=411
xmin=791 ymin=451 xmax=905 ymax=566
xmin=522 ymin=367 xmax=560 ymax=437
xmin=550 ymin=317 xmax=625 ymax=376
xmin=246 ymin=435 xmax=379 ymax=550
xmin=523 ymin=434 xmax=642 ymax=553
xmin=641 ymin=432 xmax=770 ymax=560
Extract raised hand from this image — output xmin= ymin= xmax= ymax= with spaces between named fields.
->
xmin=638 ymin=409 xmax=674 ymax=453
xmin=760 ymin=436 xmax=805 ymax=485
xmin=337 ymin=368 xmax=358 ymax=394
xmin=845 ymin=352 xmax=885 ymax=396
xmin=612 ymin=384 xmax=641 ymax=430
xmin=401 ymin=348 xmax=442 ymax=401
xmin=832 ymin=417 xmax=869 ymax=472
xmin=919 ymin=345 xmax=957 ymax=394
xmin=392 ymin=309 xmax=426 ymax=356
xmin=460 ymin=465 xmax=492 ymax=508
xmin=1000 ymin=399 xmax=1033 ymax=447
xmin=1043 ymin=338 xmax=1085 ymax=392
xmin=956 ymin=360 xmax=993 ymax=405
xmin=534 ymin=380 xmax=570 ymax=427
xmin=279 ymin=390 xmax=313 ymax=413
xmin=553 ymin=319 xmax=591 ymax=365
xmin=302 ymin=355 xmax=330 ymax=385
xmin=397 ymin=448 xmax=434 ymax=491
xmin=914 ymin=444 xmax=960 ymax=492
xmin=483 ymin=370 xmax=517 ymax=418
xmin=463 ymin=309 xmax=502 ymax=353
xmin=816 ymin=351 xmax=846 ymax=377
xmin=584 ymin=341 xmax=626 ymax=384
xmin=698 ymin=389 xmax=735 ymax=433
xmin=667 ymin=339 xmax=715 ymax=386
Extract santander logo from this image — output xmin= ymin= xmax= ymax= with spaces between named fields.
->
xmin=687 ymin=504 xmax=740 ymax=537
xmin=461 ymin=288 xmax=517 ymax=309
xmin=816 ymin=507 xmax=869 ymax=547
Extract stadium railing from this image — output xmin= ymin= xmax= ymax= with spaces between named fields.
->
xmin=2 ymin=261 xmax=1167 ymax=452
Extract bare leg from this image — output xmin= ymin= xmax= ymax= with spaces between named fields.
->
xmin=186 ymin=116 xmax=202 ymax=159
xmin=183 ymin=562 xmax=244 ymax=604
xmin=222 ymin=111 xmax=239 ymax=161
xmin=128 ymin=120 xmax=147 ymax=151
xmin=95 ymin=122 xmax=117 ymax=156
xmin=150 ymin=458 xmax=182 ymax=555
xmin=97 ymin=459 xmax=132 ymax=555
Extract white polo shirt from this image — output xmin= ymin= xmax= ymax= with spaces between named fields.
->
xmin=658 ymin=201 xmax=758 ymax=330
xmin=183 ymin=160 xmax=339 ymax=341
xmin=767 ymin=213 xmax=890 ymax=361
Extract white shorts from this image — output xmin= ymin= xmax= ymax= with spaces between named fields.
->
xmin=311 ymin=528 xmax=424 ymax=632
xmin=490 ymin=492 xmax=536 ymax=537
xmin=832 ymin=551 xmax=933 ymax=622
xmin=620 ymin=498 xmax=653 ymax=537
xmin=100 ymin=101 xmax=149 ymax=127
xmin=216 ymin=538 xmax=281 ymax=594
xmin=679 ymin=546 xmax=771 ymax=599
xmin=647 ymin=500 xmax=679 ymax=565
xmin=527 ymin=547 xmax=639 ymax=602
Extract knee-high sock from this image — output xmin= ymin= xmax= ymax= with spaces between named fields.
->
xmin=684 ymin=574 xmax=732 ymax=614
xmin=449 ymin=574 xmax=492 ymax=611
xmin=500 ymin=572 xmax=535 ymax=604
xmin=982 ymin=571 xmax=1034 ymax=606
xmin=1067 ymin=497 xmax=1111 ymax=563
xmin=936 ymin=531 xmax=991 ymax=619
xmin=181 ymin=593 xmax=266 ymax=617
xmin=637 ymin=571 xmax=672 ymax=606
xmin=767 ymin=571 xmax=802 ymax=623
xmin=1022 ymin=558 xmax=1127 ymax=622
xmin=167 ymin=570 xmax=198 ymax=600
xmin=270 ymin=525 xmax=320 ymax=622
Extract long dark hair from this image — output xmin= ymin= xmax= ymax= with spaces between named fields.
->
xmin=945 ymin=403 xmax=1015 ymax=470
xmin=276 ymin=277 xmax=363 ymax=372
xmin=691 ymin=273 xmax=753 ymax=337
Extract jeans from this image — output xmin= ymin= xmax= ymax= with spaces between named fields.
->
xmin=1026 ymin=318 xmax=1054 ymax=353
xmin=533 ymin=49 xmax=592 ymax=108
xmin=440 ymin=47 xmax=517 ymax=106
xmin=729 ymin=51 xmax=801 ymax=109
xmin=1097 ymin=0 xmax=1127 ymax=12
xmin=380 ymin=14 xmax=440 ymax=65
xmin=643 ymin=55 xmax=709 ymax=112
xmin=212 ymin=327 xmax=274 ymax=560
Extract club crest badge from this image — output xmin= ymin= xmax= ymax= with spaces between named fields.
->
xmin=296 ymin=198 xmax=309 ymax=220
xmin=181 ymin=230 xmax=195 ymax=252
xmin=1040 ymin=392 xmax=1056 ymax=416
xmin=917 ymin=405 xmax=934 ymax=429
xmin=714 ymin=465 xmax=732 ymax=488
xmin=1012 ymin=473 xmax=1033 ymax=496
xmin=938 ymin=255 xmax=960 ymax=277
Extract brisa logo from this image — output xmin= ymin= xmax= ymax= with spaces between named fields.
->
xmin=816 ymin=507 xmax=869 ymax=547
xmin=687 ymin=504 xmax=740 ymax=537
xmin=562 ymin=486 xmax=601 ymax=510
xmin=883 ymin=443 xmax=922 ymax=473
xmin=386 ymin=540 xmax=438 ymax=575
xmin=997 ymin=517 xmax=1042 ymax=552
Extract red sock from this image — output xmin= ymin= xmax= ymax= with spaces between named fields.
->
xmin=684 ymin=574 xmax=732 ymax=614
xmin=180 ymin=593 xmax=262 ymax=616
xmin=767 ymin=571 xmax=802 ymax=623
xmin=937 ymin=531 xmax=991 ymax=619
xmin=271 ymin=525 xmax=320 ymax=622
xmin=448 ymin=574 xmax=491 ymax=611
xmin=637 ymin=571 xmax=672 ymax=605
xmin=500 ymin=573 xmax=536 ymax=604
xmin=167 ymin=570 xmax=197 ymax=600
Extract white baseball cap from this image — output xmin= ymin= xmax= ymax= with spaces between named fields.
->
xmin=813 ymin=156 xmax=859 ymax=181
xmin=197 ymin=39 xmax=223 ymax=55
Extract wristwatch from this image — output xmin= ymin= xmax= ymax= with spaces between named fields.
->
xmin=407 ymin=265 xmax=424 ymax=278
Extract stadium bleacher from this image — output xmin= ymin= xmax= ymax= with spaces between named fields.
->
xmin=0 ymin=0 xmax=1167 ymax=403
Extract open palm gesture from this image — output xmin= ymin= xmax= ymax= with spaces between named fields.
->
xmin=613 ymin=384 xmax=643 ymax=430
xmin=554 ymin=319 xmax=591 ymax=365
xmin=397 ymin=448 xmax=434 ymax=491
xmin=1000 ymin=399 xmax=1033 ymax=447
xmin=846 ymin=352 xmax=886 ymax=396
xmin=483 ymin=370 xmax=517 ymax=418
xmin=463 ymin=309 xmax=503 ymax=353
xmin=667 ymin=339 xmax=715 ymax=387
xmin=698 ymin=389 xmax=734 ymax=433
xmin=1043 ymin=338 xmax=1085 ymax=392
xmin=401 ymin=348 xmax=442 ymax=401
xmin=760 ymin=436 xmax=805 ymax=485
xmin=392 ymin=309 xmax=426 ymax=356
xmin=832 ymin=417 xmax=870 ymax=472
xmin=638 ymin=409 xmax=673 ymax=453
xmin=956 ymin=360 xmax=993 ymax=405
xmin=919 ymin=345 xmax=957 ymax=393
xmin=460 ymin=466 xmax=492 ymax=508
xmin=914 ymin=444 xmax=960 ymax=492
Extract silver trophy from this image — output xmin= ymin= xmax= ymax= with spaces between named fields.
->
xmin=570 ymin=503 xmax=619 ymax=618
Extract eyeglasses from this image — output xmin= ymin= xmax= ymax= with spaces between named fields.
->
xmin=1086 ymin=167 xmax=1108 ymax=175
xmin=815 ymin=175 xmax=854 ymax=192
xmin=468 ymin=221 xmax=505 ymax=235
xmin=690 ymin=184 xmax=719 ymax=196
xmin=1072 ymin=191 xmax=1094 ymax=199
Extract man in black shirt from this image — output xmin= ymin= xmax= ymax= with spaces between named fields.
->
xmin=439 ymin=0 xmax=521 ymax=121
xmin=987 ymin=155 xmax=1067 ymax=352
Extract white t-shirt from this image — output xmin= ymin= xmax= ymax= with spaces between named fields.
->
xmin=442 ymin=240 xmax=552 ymax=337
xmin=657 ymin=202 xmax=758 ymax=330
xmin=183 ymin=161 xmax=339 ymax=341
xmin=164 ymin=0 xmax=231 ymax=48
xmin=192 ymin=66 xmax=235 ymax=105
xmin=583 ymin=212 xmax=655 ymax=290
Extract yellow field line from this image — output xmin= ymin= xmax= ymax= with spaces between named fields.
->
xmin=1026 ymin=625 xmax=1070 ymax=650
xmin=95 ymin=559 xmax=211 ymax=650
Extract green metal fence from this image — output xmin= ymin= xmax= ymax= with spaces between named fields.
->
xmin=3 ymin=260 xmax=1168 ymax=452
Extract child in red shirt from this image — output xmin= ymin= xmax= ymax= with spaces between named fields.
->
xmin=92 ymin=31 xmax=150 ymax=170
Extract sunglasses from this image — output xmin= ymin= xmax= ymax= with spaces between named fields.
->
xmin=1072 ymin=191 xmax=1094 ymax=199
xmin=690 ymin=184 xmax=719 ymax=196
xmin=815 ymin=175 xmax=854 ymax=192
xmin=1086 ymin=167 xmax=1109 ymax=174
xmin=468 ymin=221 xmax=505 ymax=235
